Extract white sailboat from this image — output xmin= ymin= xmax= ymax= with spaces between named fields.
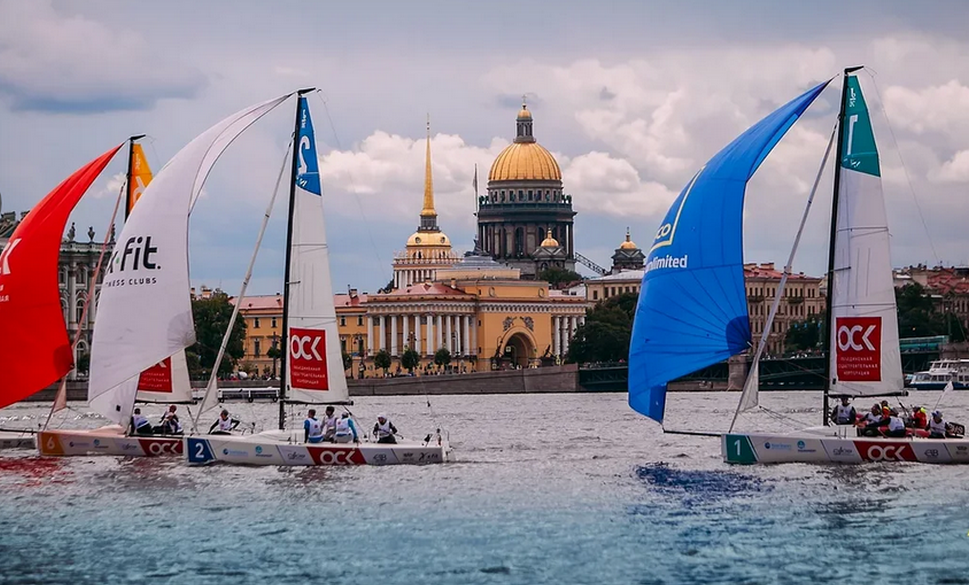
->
xmin=185 ymin=92 xmax=450 ymax=466
xmin=629 ymin=67 xmax=968 ymax=464
xmin=38 ymin=95 xmax=294 ymax=457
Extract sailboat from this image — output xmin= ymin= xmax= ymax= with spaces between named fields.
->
xmin=0 ymin=146 xmax=123 ymax=450
xmin=37 ymin=94 xmax=296 ymax=457
xmin=185 ymin=93 xmax=450 ymax=466
xmin=629 ymin=67 xmax=969 ymax=465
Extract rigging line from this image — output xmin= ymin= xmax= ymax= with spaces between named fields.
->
xmin=45 ymin=174 xmax=128 ymax=430
xmin=865 ymin=70 xmax=941 ymax=263
xmin=756 ymin=405 xmax=808 ymax=427
xmin=193 ymin=140 xmax=294 ymax=429
xmin=312 ymin=90 xmax=390 ymax=285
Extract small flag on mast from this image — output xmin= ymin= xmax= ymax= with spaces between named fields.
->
xmin=472 ymin=163 xmax=478 ymax=195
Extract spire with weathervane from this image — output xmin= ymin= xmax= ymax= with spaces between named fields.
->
xmin=419 ymin=114 xmax=438 ymax=231
xmin=515 ymin=94 xmax=535 ymax=144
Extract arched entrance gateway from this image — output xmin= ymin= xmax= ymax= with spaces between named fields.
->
xmin=502 ymin=332 xmax=534 ymax=369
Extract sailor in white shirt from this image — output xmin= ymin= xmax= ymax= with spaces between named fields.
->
xmin=928 ymin=410 xmax=948 ymax=439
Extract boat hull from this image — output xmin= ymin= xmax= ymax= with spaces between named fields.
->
xmin=185 ymin=433 xmax=451 ymax=466
xmin=722 ymin=431 xmax=969 ymax=464
xmin=37 ymin=427 xmax=183 ymax=457
xmin=0 ymin=432 xmax=35 ymax=450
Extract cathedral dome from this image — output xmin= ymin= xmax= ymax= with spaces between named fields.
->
xmin=489 ymin=142 xmax=562 ymax=182
xmin=407 ymin=231 xmax=451 ymax=247
xmin=540 ymin=233 xmax=560 ymax=248
xmin=488 ymin=101 xmax=562 ymax=182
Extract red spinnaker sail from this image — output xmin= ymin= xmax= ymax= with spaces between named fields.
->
xmin=0 ymin=145 xmax=122 ymax=408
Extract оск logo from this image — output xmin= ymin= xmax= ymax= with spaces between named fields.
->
xmin=289 ymin=327 xmax=329 ymax=390
xmin=836 ymin=316 xmax=881 ymax=381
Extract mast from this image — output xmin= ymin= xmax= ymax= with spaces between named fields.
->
xmin=822 ymin=66 xmax=863 ymax=425
xmin=279 ymin=88 xmax=316 ymax=430
xmin=125 ymin=134 xmax=146 ymax=220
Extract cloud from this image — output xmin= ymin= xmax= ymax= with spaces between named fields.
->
xmin=0 ymin=1 xmax=205 ymax=113
xmin=564 ymin=151 xmax=677 ymax=218
xmin=933 ymin=150 xmax=969 ymax=183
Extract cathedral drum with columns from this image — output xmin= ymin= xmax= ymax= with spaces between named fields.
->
xmin=476 ymin=101 xmax=576 ymax=278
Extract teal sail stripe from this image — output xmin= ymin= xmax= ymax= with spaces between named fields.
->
xmin=841 ymin=76 xmax=880 ymax=177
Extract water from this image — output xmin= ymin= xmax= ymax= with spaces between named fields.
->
xmin=3 ymin=391 xmax=969 ymax=584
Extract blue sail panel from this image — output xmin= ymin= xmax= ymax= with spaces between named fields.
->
xmin=629 ymin=80 xmax=830 ymax=423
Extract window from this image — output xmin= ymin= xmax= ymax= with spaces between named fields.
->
xmin=593 ymin=290 xmax=599 ymax=300
xmin=340 ymin=316 xmax=346 ymax=326
xmin=254 ymin=318 xmax=260 ymax=329
xmin=271 ymin=317 xmax=277 ymax=328
xmin=254 ymin=339 xmax=262 ymax=357
xmin=357 ymin=316 xmax=364 ymax=326
xmin=340 ymin=338 xmax=347 ymax=352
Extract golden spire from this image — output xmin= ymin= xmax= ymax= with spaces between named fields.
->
xmin=420 ymin=113 xmax=436 ymax=218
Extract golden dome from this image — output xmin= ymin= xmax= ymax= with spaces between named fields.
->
xmin=518 ymin=106 xmax=532 ymax=119
xmin=619 ymin=228 xmax=638 ymax=250
xmin=541 ymin=234 xmax=560 ymax=248
xmin=406 ymin=230 xmax=451 ymax=247
xmin=489 ymin=142 xmax=562 ymax=182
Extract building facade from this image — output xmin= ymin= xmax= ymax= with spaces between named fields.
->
xmin=476 ymin=101 xmax=577 ymax=277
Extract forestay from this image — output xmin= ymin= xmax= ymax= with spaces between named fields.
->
xmin=285 ymin=97 xmax=348 ymax=404
xmin=89 ymin=94 xmax=293 ymax=425
xmin=828 ymin=76 xmax=903 ymax=396
xmin=628 ymin=81 xmax=829 ymax=423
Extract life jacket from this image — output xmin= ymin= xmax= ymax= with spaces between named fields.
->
xmin=375 ymin=419 xmax=394 ymax=439
xmin=164 ymin=414 xmax=182 ymax=433
xmin=835 ymin=405 xmax=855 ymax=424
xmin=305 ymin=417 xmax=323 ymax=438
xmin=929 ymin=418 xmax=947 ymax=436
xmin=913 ymin=409 xmax=928 ymax=429
xmin=217 ymin=416 xmax=234 ymax=432
xmin=887 ymin=416 xmax=905 ymax=432
xmin=335 ymin=417 xmax=352 ymax=436
xmin=864 ymin=412 xmax=881 ymax=425
xmin=132 ymin=414 xmax=150 ymax=429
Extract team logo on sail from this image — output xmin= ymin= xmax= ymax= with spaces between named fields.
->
xmin=289 ymin=327 xmax=329 ymax=390
xmin=836 ymin=316 xmax=881 ymax=381
xmin=104 ymin=235 xmax=160 ymax=288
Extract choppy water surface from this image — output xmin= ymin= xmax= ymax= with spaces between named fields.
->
xmin=3 ymin=391 xmax=969 ymax=584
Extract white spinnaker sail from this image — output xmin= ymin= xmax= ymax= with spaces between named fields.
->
xmin=285 ymin=97 xmax=349 ymax=404
xmin=828 ymin=75 xmax=903 ymax=397
xmin=89 ymin=94 xmax=293 ymax=425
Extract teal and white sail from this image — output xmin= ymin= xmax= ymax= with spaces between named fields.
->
xmin=828 ymin=75 xmax=903 ymax=396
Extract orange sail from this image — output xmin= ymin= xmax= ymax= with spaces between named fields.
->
xmin=126 ymin=143 xmax=152 ymax=217
xmin=0 ymin=146 xmax=122 ymax=409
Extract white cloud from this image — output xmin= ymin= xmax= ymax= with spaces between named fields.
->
xmin=933 ymin=150 xmax=969 ymax=183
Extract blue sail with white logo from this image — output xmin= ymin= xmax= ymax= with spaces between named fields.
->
xmin=628 ymin=80 xmax=830 ymax=423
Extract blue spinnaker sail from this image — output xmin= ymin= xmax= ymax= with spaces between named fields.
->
xmin=629 ymin=80 xmax=830 ymax=423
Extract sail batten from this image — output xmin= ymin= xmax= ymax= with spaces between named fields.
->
xmin=629 ymin=81 xmax=830 ymax=423
xmin=0 ymin=145 xmax=122 ymax=409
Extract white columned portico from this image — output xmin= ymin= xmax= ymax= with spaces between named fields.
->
xmin=426 ymin=314 xmax=435 ymax=356
xmin=553 ymin=316 xmax=560 ymax=356
xmin=463 ymin=315 xmax=471 ymax=357
xmin=391 ymin=314 xmax=398 ymax=356
xmin=403 ymin=312 xmax=410 ymax=351
xmin=471 ymin=316 xmax=478 ymax=356
xmin=436 ymin=315 xmax=443 ymax=352
xmin=378 ymin=315 xmax=386 ymax=353
xmin=562 ymin=316 xmax=571 ymax=355
xmin=445 ymin=314 xmax=453 ymax=354
xmin=414 ymin=315 xmax=422 ymax=354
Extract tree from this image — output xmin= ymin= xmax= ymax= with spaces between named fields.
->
xmin=401 ymin=347 xmax=421 ymax=373
xmin=784 ymin=315 xmax=824 ymax=353
xmin=434 ymin=347 xmax=452 ymax=369
xmin=191 ymin=292 xmax=246 ymax=378
xmin=266 ymin=345 xmax=281 ymax=378
xmin=373 ymin=349 xmax=392 ymax=375
xmin=539 ymin=267 xmax=583 ymax=289
xmin=896 ymin=283 xmax=947 ymax=338
xmin=342 ymin=351 xmax=352 ymax=371
xmin=566 ymin=292 xmax=638 ymax=364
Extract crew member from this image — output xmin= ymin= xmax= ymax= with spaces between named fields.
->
xmin=322 ymin=406 xmax=338 ymax=442
xmin=858 ymin=404 xmax=884 ymax=437
xmin=157 ymin=405 xmax=183 ymax=435
xmin=304 ymin=409 xmax=324 ymax=444
xmin=373 ymin=414 xmax=398 ymax=444
xmin=885 ymin=409 xmax=906 ymax=438
xmin=928 ymin=410 xmax=948 ymax=439
xmin=831 ymin=397 xmax=857 ymax=425
xmin=209 ymin=409 xmax=241 ymax=435
xmin=130 ymin=408 xmax=152 ymax=436
xmin=909 ymin=405 xmax=928 ymax=429
xmin=334 ymin=412 xmax=359 ymax=444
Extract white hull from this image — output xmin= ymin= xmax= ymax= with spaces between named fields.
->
xmin=185 ymin=431 xmax=451 ymax=466
xmin=0 ymin=431 xmax=35 ymax=450
xmin=723 ymin=428 xmax=969 ymax=464
xmin=38 ymin=426 xmax=183 ymax=457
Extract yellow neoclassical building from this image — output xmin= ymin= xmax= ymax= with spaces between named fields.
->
xmin=236 ymin=115 xmax=591 ymax=377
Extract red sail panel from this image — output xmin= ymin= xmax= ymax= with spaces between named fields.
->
xmin=0 ymin=145 xmax=122 ymax=408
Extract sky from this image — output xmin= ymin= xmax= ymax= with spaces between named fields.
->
xmin=2 ymin=0 xmax=969 ymax=295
